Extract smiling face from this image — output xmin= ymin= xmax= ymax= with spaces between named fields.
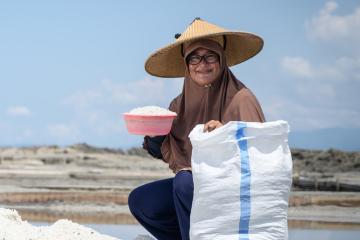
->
xmin=186 ymin=48 xmax=222 ymax=87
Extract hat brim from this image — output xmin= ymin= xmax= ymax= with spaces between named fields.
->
xmin=145 ymin=31 xmax=264 ymax=78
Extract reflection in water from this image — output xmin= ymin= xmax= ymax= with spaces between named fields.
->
xmin=289 ymin=229 xmax=360 ymax=240
xmin=79 ymin=224 xmax=148 ymax=240
xmin=32 ymin=222 xmax=360 ymax=240
xmin=32 ymin=223 xmax=149 ymax=240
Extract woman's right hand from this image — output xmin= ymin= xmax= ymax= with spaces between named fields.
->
xmin=203 ymin=120 xmax=223 ymax=132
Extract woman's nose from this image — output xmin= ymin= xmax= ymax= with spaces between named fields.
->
xmin=196 ymin=59 xmax=209 ymax=69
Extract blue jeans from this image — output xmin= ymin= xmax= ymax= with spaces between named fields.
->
xmin=128 ymin=170 xmax=194 ymax=240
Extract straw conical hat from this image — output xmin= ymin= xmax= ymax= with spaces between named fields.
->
xmin=145 ymin=18 xmax=264 ymax=78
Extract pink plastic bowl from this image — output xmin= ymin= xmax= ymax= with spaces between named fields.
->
xmin=123 ymin=113 xmax=176 ymax=135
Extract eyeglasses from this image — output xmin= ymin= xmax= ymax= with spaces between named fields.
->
xmin=186 ymin=53 xmax=219 ymax=65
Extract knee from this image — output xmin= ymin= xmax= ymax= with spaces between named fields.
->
xmin=128 ymin=187 xmax=141 ymax=216
xmin=173 ymin=171 xmax=193 ymax=197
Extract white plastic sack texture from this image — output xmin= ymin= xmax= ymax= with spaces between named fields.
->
xmin=189 ymin=121 xmax=292 ymax=240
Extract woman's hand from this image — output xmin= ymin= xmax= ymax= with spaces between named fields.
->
xmin=203 ymin=120 xmax=223 ymax=132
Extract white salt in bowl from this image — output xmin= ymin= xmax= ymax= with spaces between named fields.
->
xmin=124 ymin=106 xmax=177 ymax=135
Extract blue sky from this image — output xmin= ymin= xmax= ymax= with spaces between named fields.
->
xmin=1 ymin=1 xmax=359 ymax=150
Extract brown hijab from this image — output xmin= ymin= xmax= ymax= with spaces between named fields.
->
xmin=161 ymin=39 xmax=265 ymax=173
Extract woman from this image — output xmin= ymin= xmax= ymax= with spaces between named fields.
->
xmin=128 ymin=18 xmax=265 ymax=240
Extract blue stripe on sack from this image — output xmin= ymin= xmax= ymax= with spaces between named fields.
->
xmin=236 ymin=122 xmax=251 ymax=240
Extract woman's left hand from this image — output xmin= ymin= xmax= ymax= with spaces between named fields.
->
xmin=203 ymin=120 xmax=223 ymax=132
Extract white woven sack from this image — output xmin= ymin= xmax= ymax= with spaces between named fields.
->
xmin=189 ymin=120 xmax=292 ymax=240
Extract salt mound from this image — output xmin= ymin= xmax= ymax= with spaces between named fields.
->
xmin=0 ymin=208 xmax=120 ymax=240
xmin=128 ymin=106 xmax=176 ymax=116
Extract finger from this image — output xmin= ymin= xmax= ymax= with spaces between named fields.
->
xmin=203 ymin=122 xmax=211 ymax=132
xmin=215 ymin=122 xmax=223 ymax=129
xmin=203 ymin=121 xmax=212 ymax=132
xmin=203 ymin=120 xmax=219 ymax=132
xmin=209 ymin=122 xmax=224 ymax=132
xmin=203 ymin=123 xmax=209 ymax=132
xmin=207 ymin=123 xmax=217 ymax=132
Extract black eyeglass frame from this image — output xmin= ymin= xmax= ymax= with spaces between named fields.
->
xmin=186 ymin=53 xmax=220 ymax=65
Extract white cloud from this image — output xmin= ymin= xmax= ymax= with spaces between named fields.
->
xmin=296 ymin=81 xmax=337 ymax=100
xmin=60 ymin=77 xmax=183 ymax=142
xmin=281 ymin=56 xmax=360 ymax=82
xmin=306 ymin=1 xmax=360 ymax=45
xmin=280 ymin=55 xmax=360 ymax=111
xmin=276 ymin=2 xmax=360 ymax=132
xmin=281 ymin=57 xmax=313 ymax=78
xmin=335 ymin=56 xmax=360 ymax=81
xmin=6 ymin=106 xmax=32 ymax=116
xmin=83 ymin=110 xmax=123 ymax=136
xmin=264 ymin=97 xmax=360 ymax=131
xmin=63 ymin=89 xmax=103 ymax=108
xmin=64 ymin=78 xmax=182 ymax=109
